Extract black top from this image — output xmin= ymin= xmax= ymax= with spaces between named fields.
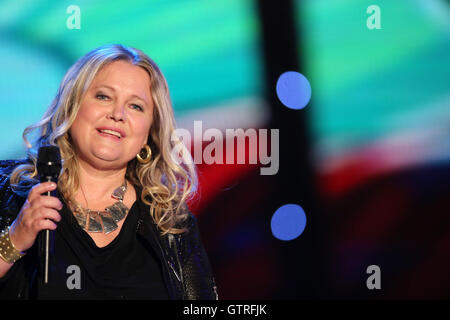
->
xmin=34 ymin=197 xmax=169 ymax=300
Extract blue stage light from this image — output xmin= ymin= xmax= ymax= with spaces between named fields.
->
xmin=271 ymin=204 xmax=307 ymax=241
xmin=276 ymin=71 xmax=311 ymax=110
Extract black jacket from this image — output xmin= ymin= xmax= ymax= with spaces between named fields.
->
xmin=0 ymin=159 xmax=218 ymax=300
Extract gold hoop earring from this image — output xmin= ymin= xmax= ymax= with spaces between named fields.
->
xmin=137 ymin=144 xmax=152 ymax=164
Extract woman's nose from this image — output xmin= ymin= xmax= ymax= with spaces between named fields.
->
xmin=108 ymin=103 xmax=126 ymax=122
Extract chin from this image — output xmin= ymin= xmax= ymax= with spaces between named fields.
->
xmin=87 ymin=154 xmax=127 ymax=170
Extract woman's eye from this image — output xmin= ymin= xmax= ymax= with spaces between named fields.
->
xmin=96 ymin=94 xmax=109 ymax=100
xmin=131 ymin=104 xmax=143 ymax=111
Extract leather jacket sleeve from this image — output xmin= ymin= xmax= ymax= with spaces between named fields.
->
xmin=0 ymin=161 xmax=26 ymax=231
xmin=0 ymin=161 xmax=34 ymax=299
xmin=174 ymin=211 xmax=218 ymax=300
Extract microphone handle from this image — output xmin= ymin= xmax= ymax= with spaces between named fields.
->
xmin=43 ymin=178 xmax=53 ymax=284
xmin=45 ymin=190 xmax=50 ymax=284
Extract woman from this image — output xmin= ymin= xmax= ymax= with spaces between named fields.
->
xmin=0 ymin=44 xmax=218 ymax=300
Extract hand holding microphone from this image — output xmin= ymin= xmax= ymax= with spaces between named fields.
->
xmin=8 ymin=146 xmax=62 ymax=283
xmin=8 ymin=182 xmax=62 ymax=252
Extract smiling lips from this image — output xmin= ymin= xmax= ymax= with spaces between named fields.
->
xmin=96 ymin=127 xmax=126 ymax=140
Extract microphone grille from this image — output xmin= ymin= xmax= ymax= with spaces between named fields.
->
xmin=37 ymin=146 xmax=61 ymax=164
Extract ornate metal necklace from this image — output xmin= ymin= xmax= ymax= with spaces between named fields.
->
xmin=68 ymin=181 xmax=129 ymax=234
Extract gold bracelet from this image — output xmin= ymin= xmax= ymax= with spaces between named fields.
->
xmin=0 ymin=226 xmax=26 ymax=264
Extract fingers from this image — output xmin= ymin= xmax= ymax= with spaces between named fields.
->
xmin=8 ymin=182 xmax=64 ymax=253
xmin=30 ymin=195 xmax=63 ymax=212
xmin=28 ymin=181 xmax=63 ymax=212
xmin=27 ymin=194 xmax=63 ymax=226
xmin=33 ymin=207 xmax=62 ymax=223
xmin=34 ymin=216 xmax=59 ymax=231
xmin=28 ymin=181 xmax=58 ymax=202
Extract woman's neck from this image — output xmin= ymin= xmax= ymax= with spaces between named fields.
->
xmin=74 ymin=159 xmax=128 ymax=208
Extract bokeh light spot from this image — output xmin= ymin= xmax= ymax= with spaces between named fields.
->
xmin=276 ymin=71 xmax=311 ymax=109
xmin=271 ymin=204 xmax=307 ymax=241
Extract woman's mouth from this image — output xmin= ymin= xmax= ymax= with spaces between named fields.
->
xmin=97 ymin=129 xmax=123 ymax=140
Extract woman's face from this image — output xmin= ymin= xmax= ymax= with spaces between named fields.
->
xmin=70 ymin=60 xmax=154 ymax=170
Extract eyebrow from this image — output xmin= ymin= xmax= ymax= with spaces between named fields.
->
xmin=94 ymin=85 xmax=149 ymax=106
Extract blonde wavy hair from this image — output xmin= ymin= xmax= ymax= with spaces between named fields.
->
xmin=10 ymin=44 xmax=197 ymax=235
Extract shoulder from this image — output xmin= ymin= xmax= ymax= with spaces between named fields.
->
xmin=0 ymin=159 xmax=31 ymax=202
xmin=176 ymin=202 xmax=199 ymax=233
xmin=0 ymin=159 xmax=23 ymax=186
xmin=0 ymin=159 xmax=30 ymax=225
xmin=0 ymin=159 xmax=30 ymax=177
xmin=0 ymin=159 xmax=31 ymax=193
xmin=174 ymin=204 xmax=205 ymax=254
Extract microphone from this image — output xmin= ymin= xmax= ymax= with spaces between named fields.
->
xmin=36 ymin=146 xmax=62 ymax=284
